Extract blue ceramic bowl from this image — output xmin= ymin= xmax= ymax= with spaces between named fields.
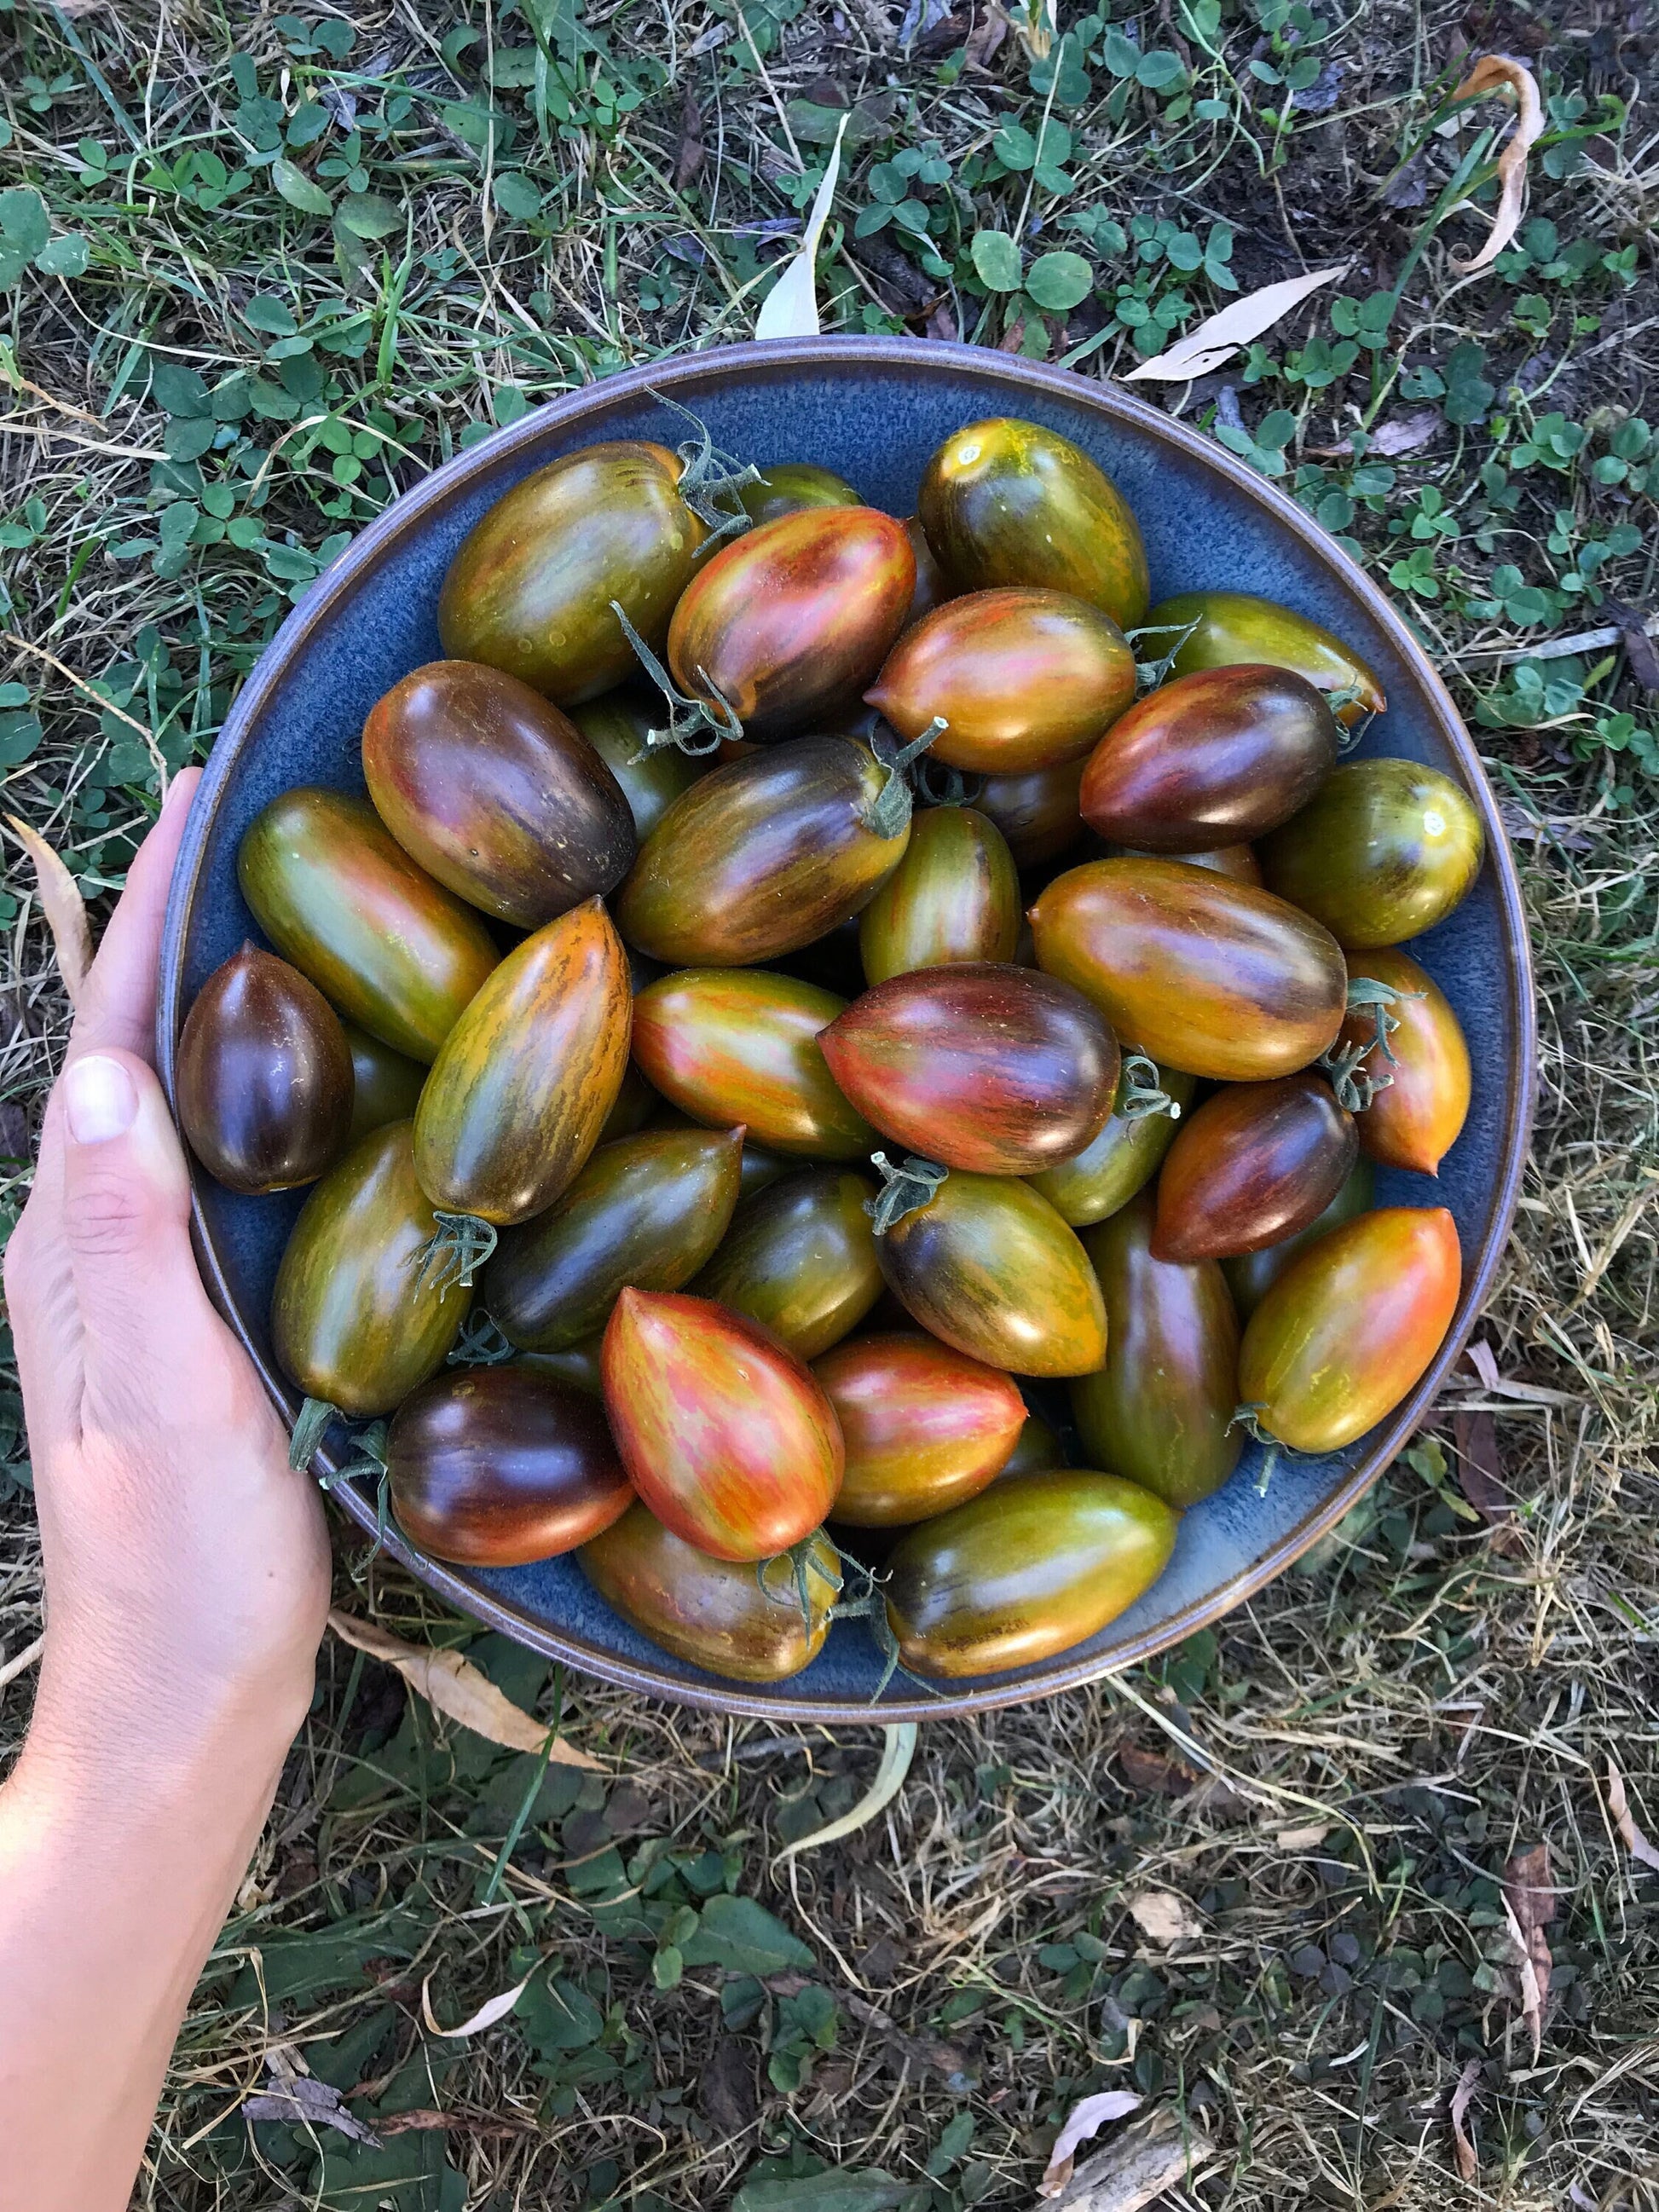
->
xmin=159 ymin=338 xmax=1535 ymax=1720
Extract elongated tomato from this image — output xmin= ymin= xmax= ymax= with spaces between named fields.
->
xmin=976 ymin=757 xmax=1088 ymax=866
xmin=1147 ymin=589 xmax=1385 ymax=725
xmin=1258 ymin=759 xmax=1485 ymax=949
xmin=1339 ymin=947 xmax=1471 ymax=1174
xmin=691 ymin=1169 xmax=882 ymax=1358
xmin=1151 ymin=1072 xmax=1356 ymax=1262
xmin=600 ymin=1289 xmax=844 ymax=1562
xmin=858 ymin=806 xmax=1020 ymax=985
xmin=816 ymin=1333 xmax=1026 ymax=1528
xmin=1029 ymin=1060 xmax=1195 ymax=1227
xmin=1239 ymin=1206 xmax=1462 ymax=1452
xmin=176 ymin=944 xmax=352 ymax=1193
xmin=1222 ymin=1158 xmax=1374 ymax=1320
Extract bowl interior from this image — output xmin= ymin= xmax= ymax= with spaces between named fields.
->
xmin=159 ymin=338 xmax=1534 ymax=1721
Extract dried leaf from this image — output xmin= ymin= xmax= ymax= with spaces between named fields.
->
xmin=1119 ymin=1744 xmax=1197 ymax=1799
xmin=1602 ymin=599 xmax=1659 ymax=695
xmin=1607 ymin=1761 xmax=1659 ymax=1873
xmin=420 ymin=1968 xmax=534 ymax=2039
xmin=1462 ymin=1338 xmax=1502 ymax=1389
xmin=1042 ymin=2107 xmax=1214 ymax=2212
xmin=327 ymin=1609 xmax=602 ymax=1767
xmin=242 ymin=2071 xmax=381 ymax=2146
xmin=673 ymin=90 xmax=705 ymax=191
xmin=1040 ymin=2091 xmax=1143 ymax=2198
xmin=5 ymin=815 xmax=91 ymax=1005
xmin=755 ymin=116 xmax=847 ymax=342
xmin=1453 ymin=1409 xmax=1512 ymax=1524
xmin=1122 ymin=263 xmax=1350 ymax=383
xmin=1369 ymin=407 xmax=1445 ymax=458
xmin=775 ymin=1722 xmax=917 ymax=1863
xmin=1275 ymin=1822 xmax=1332 ymax=1851
xmin=1451 ymin=55 xmax=1543 ymax=273
xmin=1449 ymin=2057 xmax=1483 ymax=2182
xmin=1125 ymin=1889 xmax=1201 ymax=1947
xmin=966 ymin=5 xmax=1010 ymax=68
xmin=1501 ymin=1842 xmax=1555 ymax=2060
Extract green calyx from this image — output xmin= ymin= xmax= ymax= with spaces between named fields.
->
xmin=756 ymin=1537 xmax=845 ymax=1625
xmin=413 ymin=1210 xmax=499 ymax=1294
xmin=1125 ymin=613 xmax=1202 ymax=693
xmin=912 ymin=754 xmax=980 ymax=809
xmin=609 ymin=598 xmax=743 ymax=756
xmin=866 ymin=719 xmax=949 ymax=840
xmin=830 ymin=1559 xmax=943 ymax=1707
xmin=1329 ymin=688 xmax=1379 ymax=755
xmin=1228 ymin=1402 xmax=1292 ymax=1498
xmin=646 ymin=387 xmax=763 ymax=542
xmin=864 ymin=1150 xmax=948 ymax=1235
xmin=1318 ymin=975 xmax=1425 ymax=1111
xmin=289 ymin=1395 xmax=338 ymax=1472
xmin=1119 ymin=1052 xmax=1182 ymax=1123
xmin=448 ymin=1310 xmax=516 ymax=1366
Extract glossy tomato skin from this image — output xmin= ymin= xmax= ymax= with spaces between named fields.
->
xmin=571 ymin=689 xmax=710 ymax=840
xmin=866 ymin=588 xmax=1136 ymax=775
xmin=691 ymin=1169 xmax=882 ymax=1359
xmin=821 ymin=963 xmax=1119 ymax=1175
xmin=737 ymin=461 xmax=861 ymax=527
xmin=1080 ymin=665 xmax=1338 ymax=852
xmin=413 ymin=898 xmax=631 ymax=1225
xmin=518 ymin=1339 xmax=604 ymax=1395
xmin=177 ymin=945 xmax=353 ymax=1193
xmin=1340 ymin=947 xmax=1471 ymax=1173
xmin=1030 ymin=858 xmax=1347 ymax=1082
xmin=1152 ymin=1071 xmax=1357 ymax=1262
xmin=1149 ymin=589 xmax=1385 ymax=725
xmin=437 ymin=441 xmax=703 ymax=704
xmin=388 ymin=1366 xmax=632 ymax=1567
xmin=976 ymin=758 xmax=1088 ymax=867
xmin=1240 ymin=1206 xmax=1462 ymax=1452
xmin=631 ymin=969 xmax=875 ymax=1159
xmin=271 ymin=1121 xmax=466 ymax=1416
xmin=597 ymin=1060 xmax=658 ymax=1147
xmin=884 ymin=1469 xmax=1176 ymax=1678
xmin=600 ymin=1288 xmax=844 ymax=1561
xmin=486 ymin=1124 xmax=744 ymax=1351
xmin=816 ymin=1332 xmax=1026 ymax=1528
xmin=1223 ymin=1158 xmax=1373 ymax=1319
xmin=581 ymin=1505 xmax=839 ymax=1682
xmin=1258 ymin=760 xmax=1485 ymax=948
xmin=858 ymin=806 xmax=1020 ymax=985
xmin=362 ymin=660 xmax=635 ymax=928
xmin=343 ymin=1020 xmax=426 ymax=1145
xmin=668 ymin=506 xmax=915 ymax=741
xmin=993 ymin=1411 xmax=1066 ymax=1480
xmin=616 ymin=736 xmax=909 ymax=967
xmin=1072 ymin=1190 xmax=1240 ymax=1508
xmin=918 ymin=419 xmax=1150 ymax=629
xmin=878 ymin=1172 xmax=1108 ymax=1378
xmin=1029 ymin=1061 xmax=1196 ymax=1227
xmin=905 ymin=515 xmax=950 ymax=621
xmin=239 ymin=789 xmax=499 ymax=1063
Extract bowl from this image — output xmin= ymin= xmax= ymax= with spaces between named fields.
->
xmin=159 ymin=336 xmax=1536 ymax=1722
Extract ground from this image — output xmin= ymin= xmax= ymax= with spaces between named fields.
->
xmin=1 ymin=0 xmax=1656 ymax=2206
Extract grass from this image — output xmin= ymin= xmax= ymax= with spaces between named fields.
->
xmin=2 ymin=0 xmax=1657 ymax=2204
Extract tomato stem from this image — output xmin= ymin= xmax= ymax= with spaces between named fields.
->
xmin=288 ymin=1395 xmax=339 ymax=1471
xmin=1124 ymin=613 xmax=1202 ymax=693
xmin=866 ymin=719 xmax=948 ymax=840
xmin=1317 ymin=976 xmax=1425 ymax=1110
xmin=414 ymin=1210 xmax=499 ymax=1293
xmin=447 ymin=1310 xmax=517 ymax=1366
xmin=756 ymin=1538 xmax=844 ymax=1625
xmin=608 ymin=598 xmax=743 ymax=754
xmin=645 ymin=386 xmax=763 ymax=542
xmin=864 ymin=1150 xmax=949 ymax=1234
xmin=1119 ymin=1053 xmax=1182 ymax=1123
xmin=912 ymin=755 xmax=980 ymax=809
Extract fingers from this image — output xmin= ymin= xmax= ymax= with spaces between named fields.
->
xmin=68 ymin=767 xmax=201 ymax=1068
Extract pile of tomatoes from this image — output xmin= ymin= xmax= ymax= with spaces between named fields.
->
xmin=175 ymin=410 xmax=1483 ymax=1689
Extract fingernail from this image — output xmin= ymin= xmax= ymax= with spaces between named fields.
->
xmin=64 ymin=1054 xmax=138 ymax=1144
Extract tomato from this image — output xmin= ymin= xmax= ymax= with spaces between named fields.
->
xmin=1030 ymin=857 xmax=1347 ymax=1082
xmin=1240 ymin=1205 xmax=1462 ymax=1452
xmin=1116 ymin=842 xmax=1263 ymax=884
xmin=858 ymin=806 xmax=1020 ymax=985
xmin=518 ymin=1339 xmax=604 ymax=1395
xmin=581 ymin=1504 xmax=839 ymax=1682
xmin=600 ymin=1288 xmax=844 ymax=1561
xmin=866 ymin=588 xmax=1136 ymax=774
xmin=816 ymin=1332 xmax=1026 ymax=1528
xmin=668 ymin=506 xmax=915 ymax=741
xmin=992 ymin=1410 xmax=1066 ymax=1481
xmin=876 ymin=1170 xmax=1107 ymax=1377
xmin=739 ymin=1142 xmax=795 ymax=1199
xmin=905 ymin=515 xmax=950 ymax=621
xmin=616 ymin=736 xmax=910 ymax=967
xmin=883 ymin=1469 xmax=1176 ymax=1678
xmin=413 ymin=898 xmax=631 ymax=1226
xmin=821 ymin=963 xmax=1119 ymax=1175
xmin=976 ymin=757 xmax=1087 ymax=866
xmin=1071 ymin=1189 xmax=1241 ymax=1508
xmin=1258 ymin=759 xmax=1485 ymax=948
xmin=1338 ymin=947 xmax=1471 ymax=1174
xmin=1152 ymin=1071 xmax=1356 ymax=1262
xmin=631 ymin=969 xmax=875 ymax=1159
xmin=597 ymin=1060 xmax=658 ymax=1147
xmin=917 ymin=419 xmax=1149 ymax=629
xmin=343 ymin=1020 xmax=426 ymax=1145
xmin=1223 ymin=1158 xmax=1373 ymax=1319
xmin=691 ymin=1168 xmax=882 ymax=1359
xmin=486 ymin=1124 xmax=744 ymax=1351
xmin=239 ymin=788 xmax=499 ymax=1062
xmin=387 ymin=1366 xmax=631 ymax=1567
xmin=271 ymin=1121 xmax=466 ymax=1416
xmin=362 ymin=660 xmax=635 ymax=929
xmin=1147 ymin=589 xmax=1385 ymax=725
xmin=1080 ymin=665 xmax=1338 ymax=851
xmin=1028 ymin=1060 xmax=1195 ymax=1227
xmin=176 ymin=944 xmax=352 ymax=1193
xmin=736 ymin=460 xmax=862 ymax=527
xmin=571 ymin=689 xmax=710 ymax=840
xmin=437 ymin=441 xmax=705 ymax=704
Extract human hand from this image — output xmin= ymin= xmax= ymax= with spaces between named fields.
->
xmin=4 ymin=770 xmax=331 ymax=1789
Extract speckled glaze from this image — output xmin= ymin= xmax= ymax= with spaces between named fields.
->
xmin=159 ymin=340 xmax=1534 ymax=1721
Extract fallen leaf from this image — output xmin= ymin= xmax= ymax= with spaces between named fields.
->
xmin=375 ymin=2107 xmax=538 ymax=2138
xmin=1119 ymin=1744 xmax=1197 ymax=1799
xmin=327 ymin=1609 xmax=602 ymax=1767
xmin=1122 ymin=263 xmax=1351 ymax=383
xmin=1451 ymin=54 xmax=1544 ymax=273
xmin=1370 ymin=407 xmax=1444 ymax=457
xmin=1462 ymin=1338 xmax=1502 ymax=1389
xmin=1041 ymin=2106 xmax=1214 ymax=2212
xmin=1040 ymin=2091 xmax=1143 ymax=2197
xmin=966 ymin=5 xmax=1010 ymax=69
xmin=926 ymin=300 xmax=958 ymax=342
xmin=6 ymin=816 xmax=91 ymax=1005
xmin=755 ymin=115 xmax=847 ymax=342
xmin=1501 ymin=1841 xmax=1555 ymax=2060
xmin=775 ymin=1721 xmax=916 ymax=1863
xmin=242 ymin=2070 xmax=381 ymax=2146
xmin=1125 ymin=1889 xmax=1201 ymax=1947
xmin=1453 ymin=1409 xmax=1515 ymax=1533
xmin=1275 ymin=1822 xmax=1332 ymax=1851
xmin=1607 ymin=1761 xmax=1659 ymax=1873
xmin=420 ymin=1969 xmax=533 ymax=2038
xmin=1602 ymin=599 xmax=1659 ymax=695
xmin=1449 ymin=2056 xmax=1483 ymax=2181
xmin=673 ymin=90 xmax=704 ymax=191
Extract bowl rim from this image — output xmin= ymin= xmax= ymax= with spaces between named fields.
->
xmin=159 ymin=332 xmax=1538 ymax=1724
